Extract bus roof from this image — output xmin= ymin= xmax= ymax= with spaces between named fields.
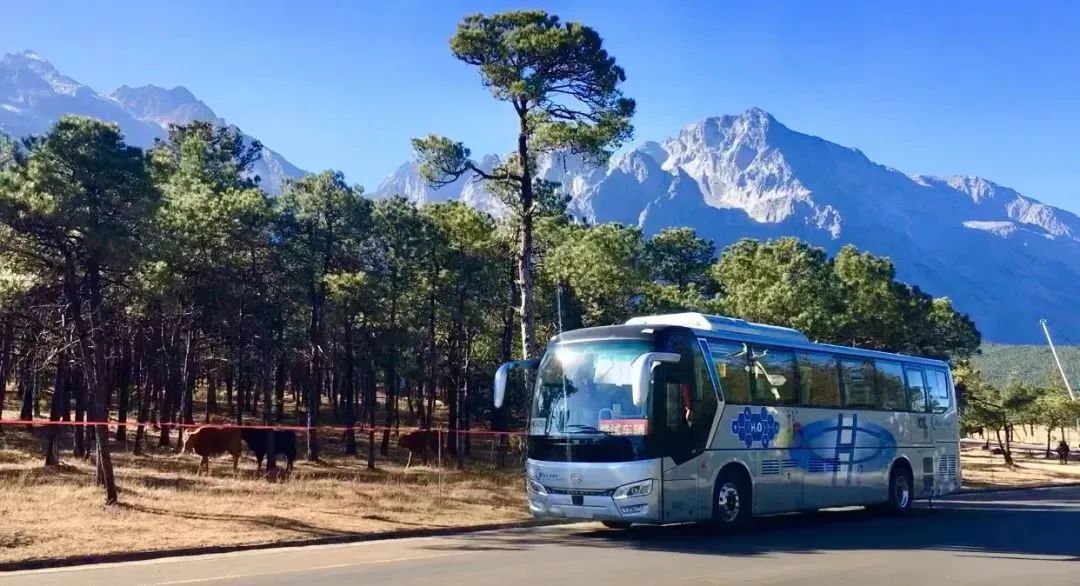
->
xmin=626 ymin=313 xmax=809 ymax=344
xmin=624 ymin=312 xmax=949 ymax=368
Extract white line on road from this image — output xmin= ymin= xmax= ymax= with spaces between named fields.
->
xmin=153 ymin=551 xmax=471 ymax=585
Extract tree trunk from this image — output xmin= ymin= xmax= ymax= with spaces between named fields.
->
xmin=62 ymin=258 xmax=117 ymax=503
xmin=18 ymin=341 xmax=34 ymax=424
xmin=115 ymin=336 xmax=132 ymax=445
xmin=274 ymin=353 xmax=285 ymax=422
xmin=44 ymin=350 xmax=68 ymax=466
xmin=307 ymin=283 xmax=323 ymax=462
xmin=176 ymin=327 xmax=196 ymax=453
xmin=995 ymin=426 xmax=1014 ymax=467
xmin=159 ymin=323 xmax=177 ymax=448
xmin=516 ymin=121 xmax=536 ymax=360
xmin=85 ymin=265 xmax=119 ymax=503
xmin=249 ymin=375 xmax=259 ymax=416
xmin=365 ymin=359 xmax=377 ymax=470
xmin=73 ymin=368 xmax=87 ymax=458
xmin=263 ymin=362 xmax=277 ymax=475
xmin=463 ymin=331 xmax=473 ymax=459
xmin=206 ymin=367 xmax=217 ymax=423
xmin=343 ymin=322 xmax=357 ymax=456
xmin=134 ymin=364 xmax=152 ymax=456
xmin=381 ymin=295 xmax=398 ymax=456
xmin=422 ymin=250 xmax=439 ymax=430
xmin=495 ymin=258 xmax=516 ymax=468
xmin=0 ymin=320 xmax=13 ymax=430
xmin=236 ymin=355 xmax=246 ymax=425
xmin=1047 ymin=426 xmax=1054 ymax=459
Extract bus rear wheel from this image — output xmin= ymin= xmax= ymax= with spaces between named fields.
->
xmin=711 ymin=468 xmax=751 ymax=530
xmin=885 ymin=464 xmax=914 ymax=514
xmin=601 ymin=521 xmax=632 ymax=529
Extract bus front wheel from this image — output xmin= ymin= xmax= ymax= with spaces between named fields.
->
xmin=711 ymin=468 xmax=751 ymax=529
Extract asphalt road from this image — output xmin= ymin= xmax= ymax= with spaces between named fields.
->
xmin=6 ymin=486 xmax=1080 ymax=586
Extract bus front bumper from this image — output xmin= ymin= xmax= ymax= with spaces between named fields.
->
xmin=526 ymin=458 xmax=662 ymax=524
xmin=528 ymin=493 xmax=659 ymax=523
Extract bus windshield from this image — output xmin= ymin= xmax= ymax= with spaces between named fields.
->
xmin=530 ymin=339 xmax=652 ymax=437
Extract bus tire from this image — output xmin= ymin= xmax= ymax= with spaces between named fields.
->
xmin=601 ymin=521 xmax=632 ymax=529
xmin=885 ymin=462 xmax=914 ymax=514
xmin=711 ymin=467 xmax=751 ymax=530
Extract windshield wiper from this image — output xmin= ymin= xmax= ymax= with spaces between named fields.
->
xmin=560 ymin=424 xmax=613 ymax=436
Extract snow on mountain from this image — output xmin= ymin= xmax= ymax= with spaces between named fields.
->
xmin=375 ymin=108 xmax=1080 ymax=343
xmin=110 ymin=84 xmax=217 ymax=128
xmin=0 ymin=51 xmax=304 ymax=193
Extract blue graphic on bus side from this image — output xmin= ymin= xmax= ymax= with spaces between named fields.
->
xmin=788 ymin=413 xmax=897 ymax=479
xmin=730 ymin=406 xmax=781 ymax=448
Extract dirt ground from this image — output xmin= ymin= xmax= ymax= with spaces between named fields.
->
xmin=0 ymin=426 xmax=527 ymax=566
xmin=960 ymin=443 xmax=1080 ymax=488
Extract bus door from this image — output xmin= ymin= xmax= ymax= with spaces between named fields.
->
xmin=655 ymin=330 xmax=719 ymax=522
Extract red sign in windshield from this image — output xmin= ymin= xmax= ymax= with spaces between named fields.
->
xmin=598 ymin=419 xmax=648 ymax=436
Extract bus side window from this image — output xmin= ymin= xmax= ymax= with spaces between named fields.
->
xmin=874 ymin=360 xmax=907 ymax=411
xmin=840 ymin=358 xmax=879 ymax=409
xmin=750 ymin=347 xmax=798 ymax=406
xmin=904 ymin=366 xmax=929 ymax=412
xmin=710 ymin=342 xmax=751 ymax=404
xmin=926 ymin=369 xmax=952 ymax=413
xmin=798 ymin=352 xmax=841 ymax=408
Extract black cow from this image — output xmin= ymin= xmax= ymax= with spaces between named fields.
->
xmin=240 ymin=429 xmax=297 ymax=472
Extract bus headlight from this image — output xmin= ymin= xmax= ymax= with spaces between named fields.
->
xmin=612 ymin=479 xmax=653 ymax=500
xmin=527 ymin=478 xmax=548 ymax=496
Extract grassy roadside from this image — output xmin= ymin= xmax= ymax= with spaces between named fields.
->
xmin=960 ymin=444 xmax=1080 ymax=488
xmin=0 ymin=429 xmax=527 ymax=566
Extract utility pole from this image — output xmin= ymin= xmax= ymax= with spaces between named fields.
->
xmin=1040 ymin=319 xmax=1077 ymax=401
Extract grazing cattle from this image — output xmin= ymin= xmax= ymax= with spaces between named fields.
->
xmin=508 ymin=434 xmax=526 ymax=464
xmin=240 ymin=429 xmax=297 ymax=472
xmin=490 ymin=434 xmax=526 ymax=466
xmin=183 ymin=427 xmax=242 ymax=475
xmin=398 ymin=429 xmax=440 ymax=468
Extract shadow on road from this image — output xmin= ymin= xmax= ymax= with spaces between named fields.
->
xmin=425 ymin=488 xmax=1080 ymax=561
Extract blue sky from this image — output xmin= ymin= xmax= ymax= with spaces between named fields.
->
xmin=6 ymin=0 xmax=1080 ymax=212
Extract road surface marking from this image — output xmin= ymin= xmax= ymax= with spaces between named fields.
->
xmin=154 ymin=551 xmax=471 ymax=584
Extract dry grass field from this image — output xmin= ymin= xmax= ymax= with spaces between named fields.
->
xmin=0 ymin=427 xmax=527 ymax=566
xmin=960 ymin=443 xmax=1080 ymax=488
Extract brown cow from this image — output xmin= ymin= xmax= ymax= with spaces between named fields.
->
xmin=398 ymin=429 xmax=440 ymax=468
xmin=508 ymin=434 xmax=526 ymax=464
xmin=183 ymin=426 xmax=242 ymax=475
xmin=489 ymin=434 xmax=526 ymax=467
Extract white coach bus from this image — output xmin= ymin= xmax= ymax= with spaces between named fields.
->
xmin=494 ymin=313 xmax=960 ymax=529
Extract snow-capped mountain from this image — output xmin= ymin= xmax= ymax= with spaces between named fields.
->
xmin=0 ymin=50 xmax=304 ymax=193
xmin=375 ymin=107 xmax=1080 ymax=343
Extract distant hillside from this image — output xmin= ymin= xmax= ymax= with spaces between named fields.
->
xmin=974 ymin=343 xmax=1080 ymax=388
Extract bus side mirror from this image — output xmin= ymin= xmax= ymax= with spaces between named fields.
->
xmin=494 ymin=359 xmax=539 ymax=409
xmin=631 ymin=352 xmax=682 ymax=408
